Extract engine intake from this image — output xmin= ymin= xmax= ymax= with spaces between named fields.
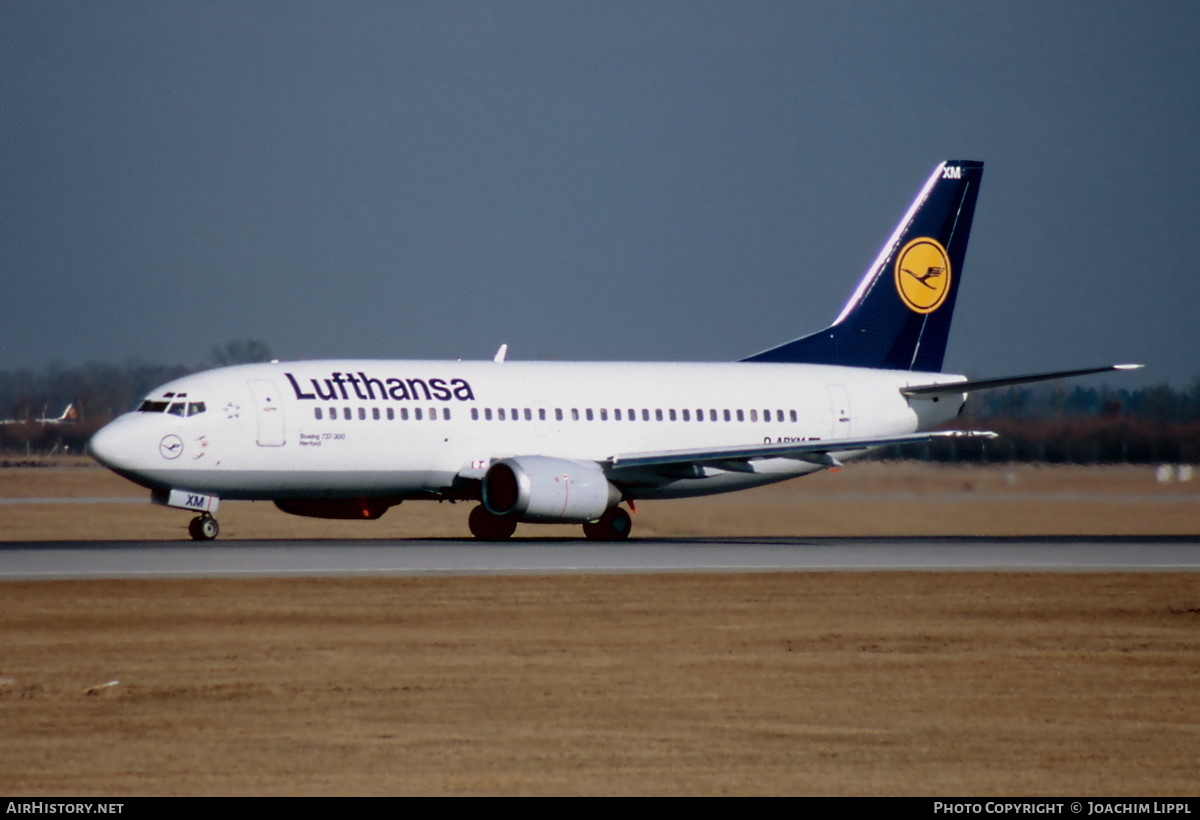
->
xmin=482 ymin=456 xmax=619 ymax=523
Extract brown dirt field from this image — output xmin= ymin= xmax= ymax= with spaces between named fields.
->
xmin=2 ymin=574 xmax=1199 ymax=796
xmin=1 ymin=463 xmax=1198 ymax=795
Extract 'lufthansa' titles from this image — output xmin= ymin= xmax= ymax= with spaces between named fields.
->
xmin=285 ymin=372 xmax=475 ymax=403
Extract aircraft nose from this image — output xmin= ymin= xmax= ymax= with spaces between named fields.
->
xmin=86 ymin=422 xmax=116 ymax=467
xmin=87 ymin=417 xmax=136 ymax=470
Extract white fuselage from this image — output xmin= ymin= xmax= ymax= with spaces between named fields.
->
xmin=87 ymin=358 xmax=965 ymax=502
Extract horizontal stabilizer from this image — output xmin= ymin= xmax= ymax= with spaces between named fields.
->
xmin=901 ymin=364 xmax=1144 ymax=398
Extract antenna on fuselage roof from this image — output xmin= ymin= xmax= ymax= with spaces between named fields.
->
xmin=493 ymin=344 xmax=508 ymax=363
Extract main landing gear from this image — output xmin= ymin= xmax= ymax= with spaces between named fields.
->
xmin=582 ymin=507 xmax=632 ymax=541
xmin=188 ymin=514 xmax=219 ymax=541
xmin=468 ymin=505 xmax=517 ymax=541
xmin=467 ymin=504 xmax=633 ymax=541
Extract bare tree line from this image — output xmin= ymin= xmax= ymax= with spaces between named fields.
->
xmin=0 ymin=341 xmax=271 ymax=456
xmin=876 ymin=381 xmax=1200 ymax=464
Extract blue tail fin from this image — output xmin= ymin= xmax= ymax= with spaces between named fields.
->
xmin=742 ymin=160 xmax=983 ymax=372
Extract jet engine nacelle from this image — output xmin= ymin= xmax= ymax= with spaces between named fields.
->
xmin=482 ymin=456 xmax=620 ymax=523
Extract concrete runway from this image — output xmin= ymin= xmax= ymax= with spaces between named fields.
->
xmin=2 ymin=536 xmax=1199 ymax=579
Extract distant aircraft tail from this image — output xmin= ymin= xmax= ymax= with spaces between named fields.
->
xmin=37 ymin=403 xmax=77 ymax=424
xmin=742 ymin=160 xmax=984 ymax=372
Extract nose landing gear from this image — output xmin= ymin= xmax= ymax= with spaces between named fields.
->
xmin=188 ymin=514 xmax=219 ymax=541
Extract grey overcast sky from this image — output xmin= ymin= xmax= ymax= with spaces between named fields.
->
xmin=3 ymin=1 xmax=1197 ymax=386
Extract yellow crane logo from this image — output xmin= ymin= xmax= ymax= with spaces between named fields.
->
xmin=895 ymin=237 xmax=952 ymax=314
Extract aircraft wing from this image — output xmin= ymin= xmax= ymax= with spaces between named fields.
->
xmin=604 ymin=429 xmax=996 ymax=472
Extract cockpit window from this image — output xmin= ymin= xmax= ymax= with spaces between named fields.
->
xmin=137 ymin=399 xmax=206 ymax=416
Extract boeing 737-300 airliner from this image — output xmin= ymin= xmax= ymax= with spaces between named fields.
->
xmin=87 ymin=161 xmax=1139 ymax=540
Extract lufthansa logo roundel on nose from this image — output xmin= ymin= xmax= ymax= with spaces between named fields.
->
xmin=894 ymin=237 xmax=951 ymax=314
xmin=159 ymin=434 xmax=183 ymax=460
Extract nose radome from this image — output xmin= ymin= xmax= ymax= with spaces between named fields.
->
xmin=87 ymin=417 xmax=137 ymax=470
xmin=86 ymin=423 xmax=116 ymax=467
